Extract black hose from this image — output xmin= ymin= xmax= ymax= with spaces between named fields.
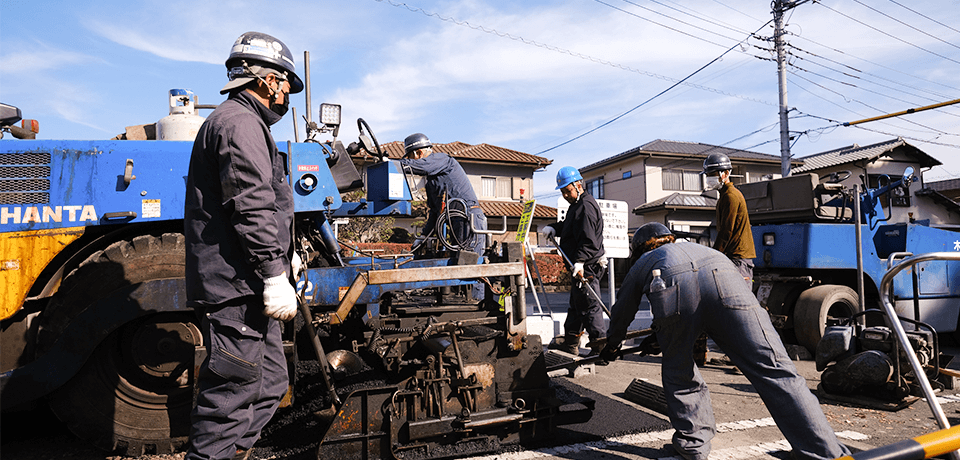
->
xmin=436 ymin=198 xmax=473 ymax=252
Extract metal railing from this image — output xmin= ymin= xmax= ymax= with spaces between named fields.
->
xmin=879 ymin=252 xmax=960 ymax=460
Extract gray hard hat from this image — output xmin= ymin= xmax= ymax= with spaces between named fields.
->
xmin=404 ymin=133 xmax=432 ymax=156
xmin=221 ymin=31 xmax=304 ymax=95
xmin=702 ymin=152 xmax=732 ymax=175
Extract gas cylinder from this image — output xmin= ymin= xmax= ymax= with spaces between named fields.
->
xmin=156 ymin=89 xmax=205 ymax=141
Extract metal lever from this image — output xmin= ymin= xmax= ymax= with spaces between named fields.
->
xmin=471 ymin=214 xmax=506 ymax=235
xmin=123 ymin=159 xmax=135 ymax=186
xmin=549 ymin=236 xmax=612 ymax=317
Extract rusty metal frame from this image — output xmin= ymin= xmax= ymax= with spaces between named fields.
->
xmin=329 ymin=262 xmax=524 ymax=324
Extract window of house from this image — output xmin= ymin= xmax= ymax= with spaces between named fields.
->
xmin=585 ymin=177 xmax=604 ymax=199
xmin=481 ymin=177 xmax=496 ymax=198
xmin=662 ymin=169 xmax=701 ymax=191
xmin=496 ymin=177 xmax=511 ymax=198
xmin=622 ymin=170 xmax=632 ymax=180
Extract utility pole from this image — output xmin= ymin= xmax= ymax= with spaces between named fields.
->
xmin=774 ymin=0 xmax=791 ymax=178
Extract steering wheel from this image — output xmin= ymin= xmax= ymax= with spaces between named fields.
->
xmin=823 ymin=170 xmax=851 ymax=184
xmin=357 ymin=118 xmax=386 ymax=161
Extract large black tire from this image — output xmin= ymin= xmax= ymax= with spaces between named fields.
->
xmin=41 ymin=233 xmax=198 ymax=456
xmin=794 ymin=285 xmax=860 ymax=353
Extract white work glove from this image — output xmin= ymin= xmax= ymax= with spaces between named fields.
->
xmin=572 ymin=262 xmax=585 ymax=280
xmin=263 ymin=273 xmax=298 ymax=321
xmin=291 ymin=252 xmax=303 ymax=279
xmin=598 ymin=258 xmax=608 ymax=270
xmin=540 ymin=226 xmax=556 ymax=241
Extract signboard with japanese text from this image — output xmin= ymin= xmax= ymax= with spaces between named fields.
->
xmin=515 ymin=200 xmax=537 ymax=242
xmin=555 ymin=198 xmax=630 ymax=259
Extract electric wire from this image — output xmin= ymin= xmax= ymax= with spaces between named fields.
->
xmin=533 ymin=21 xmax=770 ymax=156
xmin=787 ymin=50 xmax=959 ymax=110
xmin=795 ymin=112 xmax=960 ymax=150
xmin=814 ymin=2 xmax=960 ymax=66
xmin=711 ymin=0 xmax=764 ymax=22
xmin=787 ymin=72 xmax=954 ymax=136
xmin=850 ymin=0 xmax=960 ymax=52
xmin=373 ymin=0 xmax=775 ymax=107
xmin=643 ymin=0 xmax=753 ymax=36
xmin=604 ymin=0 xmax=745 ymax=46
xmin=788 ymin=43 xmax=957 ymax=102
xmin=885 ymin=0 xmax=960 ymax=35
xmin=786 ymin=65 xmax=957 ymax=134
xmin=786 ymin=31 xmax=960 ymax=94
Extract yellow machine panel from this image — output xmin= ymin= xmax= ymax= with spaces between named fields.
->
xmin=0 ymin=227 xmax=85 ymax=320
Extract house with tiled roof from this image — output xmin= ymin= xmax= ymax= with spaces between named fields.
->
xmin=579 ymin=139 xmax=802 ymax=237
xmin=790 ymin=137 xmax=960 ymax=227
xmin=350 ymin=140 xmax=555 ymax=243
xmin=926 ymin=178 xmax=960 ymax=203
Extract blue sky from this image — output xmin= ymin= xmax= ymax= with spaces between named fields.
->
xmin=2 ymin=0 xmax=959 ymax=202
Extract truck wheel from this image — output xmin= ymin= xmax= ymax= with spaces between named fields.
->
xmin=794 ymin=285 xmax=860 ymax=353
xmin=48 ymin=313 xmax=200 ymax=455
xmin=40 ymin=233 xmax=196 ymax=456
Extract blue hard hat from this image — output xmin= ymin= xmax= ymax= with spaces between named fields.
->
xmin=555 ymin=166 xmax=583 ymax=190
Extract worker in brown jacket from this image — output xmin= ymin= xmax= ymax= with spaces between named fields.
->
xmin=702 ymin=152 xmax=756 ymax=286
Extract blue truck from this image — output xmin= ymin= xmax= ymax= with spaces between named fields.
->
xmin=0 ymin=95 xmax=590 ymax=458
xmin=740 ymin=169 xmax=960 ymax=354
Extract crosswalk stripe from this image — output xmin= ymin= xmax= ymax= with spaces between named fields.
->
xmin=467 ymin=418 xmax=869 ymax=460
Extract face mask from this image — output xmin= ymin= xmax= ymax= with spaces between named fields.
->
xmin=705 ymin=175 xmax=721 ymax=191
xmin=269 ymin=87 xmax=290 ymax=117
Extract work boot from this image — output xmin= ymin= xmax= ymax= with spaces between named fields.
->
xmin=550 ymin=333 xmax=581 ymax=355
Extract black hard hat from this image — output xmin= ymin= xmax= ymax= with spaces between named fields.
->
xmin=631 ymin=222 xmax=673 ymax=256
xmin=404 ymin=133 xmax=432 ymax=156
xmin=702 ymin=152 xmax=732 ymax=175
xmin=221 ymin=31 xmax=304 ymax=95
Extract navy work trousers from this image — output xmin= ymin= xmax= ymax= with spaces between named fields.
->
xmin=565 ymin=263 xmax=606 ymax=342
xmin=185 ymin=296 xmax=288 ymax=460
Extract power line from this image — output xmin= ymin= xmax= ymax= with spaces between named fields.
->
xmin=791 ymin=111 xmax=960 ymax=152
xmin=709 ymin=0 xmax=765 ymax=23
xmin=788 ymin=43 xmax=958 ymax=102
xmin=787 ymin=71 xmax=955 ymax=136
xmin=815 ymin=2 xmax=960 ymax=66
xmin=373 ymin=0 xmax=775 ymax=107
xmin=535 ymin=20 xmax=771 ymax=156
xmin=643 ymin=0 xmax=752 ymax=36
xmin=850 ymin=0 xmax=960 ymax=51
xmin=786 ymin=62 xmax=958 ymax=128
xmin=786 ymin=31 xmax=960 ymax=94
xmin=786 ymin=51 xmax=954 ymax=108
xmin=605 ymin=0 xmax=744 ymax=46
xmin=885 ymin=0 xmax=960 ymax=35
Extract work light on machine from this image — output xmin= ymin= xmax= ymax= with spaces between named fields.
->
xmin=320 ymin=103 xmax=341 ymax=130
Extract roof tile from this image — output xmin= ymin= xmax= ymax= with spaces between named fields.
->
xmin=581 ymin=139 xmax=800 ymax=173
xmin=365 ymin=141 xmax=552 ymax=167
xmin=479 ymin=201 xmax=557 ymax=218
xmin=792 ymin=138 xmax=941 ymax=173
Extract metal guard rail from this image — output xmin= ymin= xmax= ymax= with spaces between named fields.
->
xmin=879 ymin=252 xmax=960 ymax=460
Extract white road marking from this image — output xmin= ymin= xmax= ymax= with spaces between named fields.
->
xmin=467 ymin=417 xmax=869 ymax=460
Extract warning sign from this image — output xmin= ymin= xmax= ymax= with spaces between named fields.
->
xmin=556 ymin=198 xmax=630 ymax=259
